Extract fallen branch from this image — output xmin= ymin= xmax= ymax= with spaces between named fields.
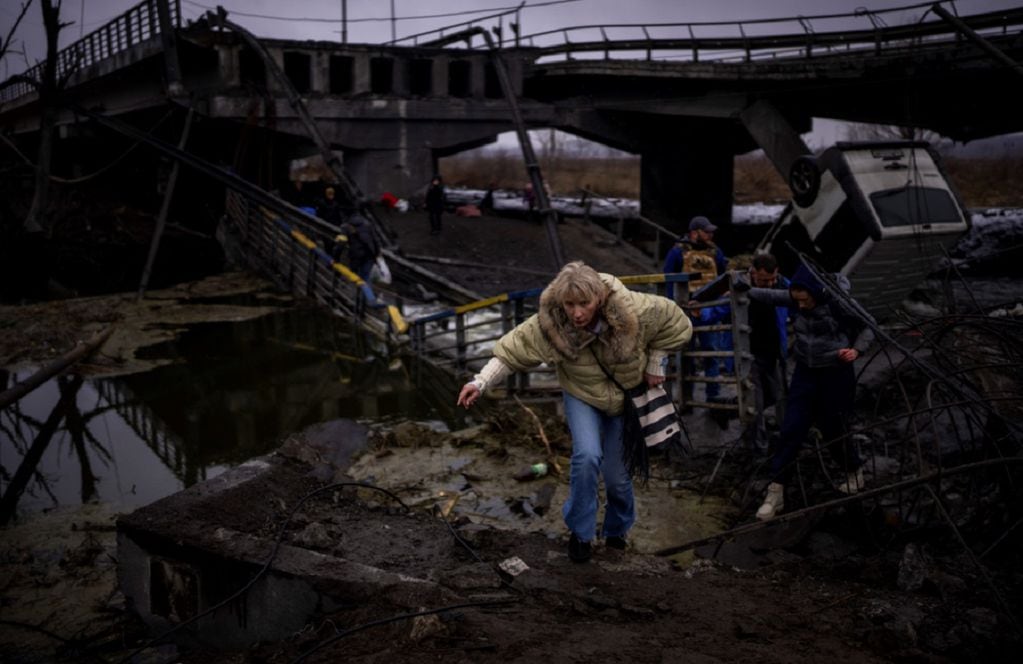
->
xmin=0 ymin=326 xmax=114 ymax=410
xmin=654 ymin=457 xmax=1023 ymax=557
xmin=514 ymin=395 xmax=563 ymax=476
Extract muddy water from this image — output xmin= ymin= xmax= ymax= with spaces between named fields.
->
xmin=0 ymin=307 xmax=439 ymax=523
xmin=0 ymin=301 xmax=736 ymax=556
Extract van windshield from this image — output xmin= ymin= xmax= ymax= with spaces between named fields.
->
xmin=869 ymin=186 xmax=963 ymax=227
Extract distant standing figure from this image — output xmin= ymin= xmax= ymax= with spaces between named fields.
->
xmin=317 ymin=186 xmax=343 ymax=228
xmin=523 ymin=183 xmax=536 ymax=222
xmin=426 ymin=176 xmax=446 ymax=235
xmin=480 ymin=181 xmax=496 ymax=213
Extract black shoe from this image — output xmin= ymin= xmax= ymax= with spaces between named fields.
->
xmin=568 ymin=534 xmax=591 ymax=563
xmin=605 ymin=536 xmax=627 ymax=551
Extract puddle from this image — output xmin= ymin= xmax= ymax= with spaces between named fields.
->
xmin=0 ymin=308 xmax=441 ymax=524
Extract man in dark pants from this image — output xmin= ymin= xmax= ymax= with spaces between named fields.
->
xmin=425 ymin=175 xmax=446 ymax=235
xmin=743 ymin=264 xmax=875 ymax=520
xmin=697 ymin=253 xmax=790 ymax=448
xmin=744 ymin=254 xmax=791 ymax=453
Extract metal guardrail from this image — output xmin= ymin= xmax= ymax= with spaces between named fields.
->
xmin=0 ymin=0 xmax=181 ymax=104
xmin=223 ymin=190 xmax=407 ymax=341
xmin=577 ymin=188 xmax=678 ymax=268
xmin=517 ymin=2 xmax=1023 ymax=64
xmin=389 ymin=1 xmax=1023 ymax=69
xmin=407 ymin=270 xmax=755 ymax=418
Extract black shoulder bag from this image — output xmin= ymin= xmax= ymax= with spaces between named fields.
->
xmin=589 ymin=347 xmax=686 ymax=480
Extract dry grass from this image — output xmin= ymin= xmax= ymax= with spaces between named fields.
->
xmin=440 ymin=152 xmax=1022 ymax=208
xmin=440 ymin=152 xmax=640 ymax=198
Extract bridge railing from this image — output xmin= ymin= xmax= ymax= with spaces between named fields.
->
xmin=223 ymin=190 xmax=408 ymax=341
xmin=577 ymin=188 xmax=678 ymax=269
xmin=406 ymin=272 xmax=754 ymax=418
xmin=515 ymin=2 xmax=1023 ymax=64
xmin=1 ymin=0 xmax=180 ymax=104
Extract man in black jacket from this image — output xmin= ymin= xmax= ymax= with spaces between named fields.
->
xmin=744 ymin=264 xmax=875 ymax=520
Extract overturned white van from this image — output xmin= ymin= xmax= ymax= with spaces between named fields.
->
xmin=758 ymin=141 xmax=971 ymax=317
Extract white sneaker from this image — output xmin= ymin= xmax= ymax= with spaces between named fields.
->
xmin=756 ymin=482 xmax=785 ymax=521
xmin=836 ymin=468 xmax=865 ymax=495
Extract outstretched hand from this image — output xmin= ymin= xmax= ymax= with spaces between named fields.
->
xmin=457 ymin=383 xmax=481 ymax=408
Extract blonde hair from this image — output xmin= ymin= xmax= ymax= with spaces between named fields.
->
xmin=544 ymin=261 xmax=607 ymax=306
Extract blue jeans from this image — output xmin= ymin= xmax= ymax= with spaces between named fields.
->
xmin=562 ymin=392 xmax=635 ymax=542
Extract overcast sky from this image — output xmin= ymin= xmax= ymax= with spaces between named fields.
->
xmin=2 ymin=0 xmax=1020 ymax=146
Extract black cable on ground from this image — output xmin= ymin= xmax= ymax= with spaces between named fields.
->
xmin=0 ymin=619 xmax=108 ymax=663
xmin=289 ymin=597 xmax=518 ymax=664
xmin=118 ymin=481 xmax=409 ymax=664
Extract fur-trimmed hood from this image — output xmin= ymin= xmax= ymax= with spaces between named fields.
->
xmin=537 ymin=273 xmax=639 ymax=363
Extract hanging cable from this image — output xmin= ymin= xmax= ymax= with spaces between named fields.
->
xmin=181 ymin=0 xmax=583 ymax=24
xmin=0 ymin=108 xmax=176 ymax=184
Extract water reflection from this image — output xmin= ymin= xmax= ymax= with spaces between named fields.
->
xmin=0 ymin=308 xmax=438 ymax=524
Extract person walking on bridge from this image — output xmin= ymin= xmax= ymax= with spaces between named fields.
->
xmin=457 ymin=261 xmax=692 ymax=562
xmin=340 ymin=208 xmax=380 ymax=282
xmin=425 ymin=175 xmax=446 ymax=235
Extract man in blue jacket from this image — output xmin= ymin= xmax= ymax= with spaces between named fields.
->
xmin=742 ymin=263 xmax=875 ymax=520
xmin=694 ymin=253 xmax=790 ymax=443
xmin=664 ymin=216 xmax=729 ymax=403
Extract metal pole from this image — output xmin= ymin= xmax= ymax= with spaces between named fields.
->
xmin=341 ymin=0 xmax=347 ymax=44
xmin=390 ymin=0 xmax=396 ymax=42
xmin=137 ymin=106 xmax=194 ymax=299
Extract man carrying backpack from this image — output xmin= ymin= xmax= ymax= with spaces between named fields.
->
xmin=341 ymin=209 xmax=380 ymax=282
xmin=664 ymin=216 xmax=729 ymax=404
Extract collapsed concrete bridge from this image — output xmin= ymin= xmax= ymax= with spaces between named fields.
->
xmin=2 ymin=0 xmax=1023 ymax=240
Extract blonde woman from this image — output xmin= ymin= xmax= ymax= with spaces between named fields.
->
xmin=457 ymin=262 xmax=692 ymax=562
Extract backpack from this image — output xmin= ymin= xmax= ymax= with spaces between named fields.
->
xmin=682 ymin=245 xmax=719 ymax=290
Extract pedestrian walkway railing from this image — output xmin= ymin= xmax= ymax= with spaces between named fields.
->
xmin=577 ymin=188 xmax=678 ymax=269
xmin=227 ymin=187 xmax=754 ymax=420
xmin=406 ymin=271 xmax=755 ymax=420
xmin=223 ymin=190 xmax=407 ymax=341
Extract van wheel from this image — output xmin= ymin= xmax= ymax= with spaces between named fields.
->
xmin=789 ymin=155 xmax=821 ymax=207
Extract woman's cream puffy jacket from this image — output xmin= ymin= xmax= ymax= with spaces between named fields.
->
xmin=491 ymin=273 xmax=692 ymax=415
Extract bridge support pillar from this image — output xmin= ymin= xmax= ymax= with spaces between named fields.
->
xmin=344 ymin=147 xmax=435 ymax=199
xmin=639 ymin=128 xmax=734 ymax=246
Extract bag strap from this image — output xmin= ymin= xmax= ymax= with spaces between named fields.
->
xmin=588 ymin=345 xmax=628 ymax=393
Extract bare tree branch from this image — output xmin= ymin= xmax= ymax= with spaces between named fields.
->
xmin=0 ymin=1 xmax=34 ymax=64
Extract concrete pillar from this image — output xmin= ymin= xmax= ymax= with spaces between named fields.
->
xmin=640 ymin=128 xmax=734 ymax=249
xmin=504 ymin=54 xmax=524 ymax=96
xmin=432 ymin=55 xmax=449 ymax=97
xmin=266 ymin=47 xmax=285 ymax=93
xmin=470 ymin=56 xmax=486 ymax=99
xmin=217 ymin=45 xmax=240 ymax=88
xmin=391 ymin=54 xmax=408 ymax=96
xmin=352 ymin=53 xmax=371 ymax=94
xmin=311 ymin=51 xmax=329 ymax=94
xmin=344 ymin=145 xmax=433 ymax=199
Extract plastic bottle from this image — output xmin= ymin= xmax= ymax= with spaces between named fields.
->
xmin=513 ymin=462 xmax=548 ymax=482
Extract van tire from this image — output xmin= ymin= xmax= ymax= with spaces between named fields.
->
xmin=789 ymin=155 xmax=821 ymax=207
